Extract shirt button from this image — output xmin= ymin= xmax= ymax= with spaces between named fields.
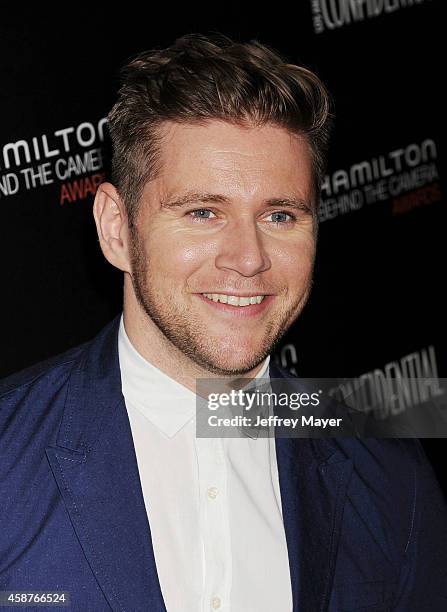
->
xmin=211 ymin=596 xmax=221 ymax=609
xmin=207 ymin=486 xmax=219 ymax=500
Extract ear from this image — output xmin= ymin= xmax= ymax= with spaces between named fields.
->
xmin=93 ymin=182 xmax=132 ymax=273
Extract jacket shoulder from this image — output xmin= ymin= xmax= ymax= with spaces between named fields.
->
xmin=0 ymin=341 xmax=88 ymax=402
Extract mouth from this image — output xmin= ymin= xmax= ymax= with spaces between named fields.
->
xmin=196 ymin=292 xmax=274 ymax=317
xmin=202 ymin=293 xmax=265 ymax=306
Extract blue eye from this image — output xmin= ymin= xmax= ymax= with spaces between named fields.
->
xmin=186 ymin=208 xmax=296 ymax=225
xmin=267 ymin=211 xmax=295 ymax=223
xmin=189 ymin=209 xmax=216 ymax=220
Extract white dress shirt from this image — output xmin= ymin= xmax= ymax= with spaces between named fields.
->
xmin=118 ymin=314 xmax=293 ymax=611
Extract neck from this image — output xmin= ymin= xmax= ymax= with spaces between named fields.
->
xmin=122 ymin=283 xmax=267 ymax=394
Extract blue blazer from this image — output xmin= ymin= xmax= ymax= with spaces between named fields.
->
xmin=1 ymin=315 xmax=446 ymax=611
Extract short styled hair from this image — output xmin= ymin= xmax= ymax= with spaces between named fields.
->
xmin=107 ymin=32 xmax=333 ymax=228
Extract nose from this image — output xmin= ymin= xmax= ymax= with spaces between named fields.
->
xmin=214 ymin=217 xmax=271 ymax=277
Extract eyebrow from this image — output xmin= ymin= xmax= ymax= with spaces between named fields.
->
xmin=160 ymin=191 xmax=313 ymax=214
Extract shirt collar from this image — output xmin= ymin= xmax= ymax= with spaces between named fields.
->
xmin=118 ymin=313 xmax=270 ymax=438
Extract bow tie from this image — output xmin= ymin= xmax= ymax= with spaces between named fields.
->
xmin=228 ymin=379 xmax=273 ymax=439
xmin=195 ymin=377 xmax=273 ymax=440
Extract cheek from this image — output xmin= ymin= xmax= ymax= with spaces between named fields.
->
xmin=271 ymin=236 xmax=316 ymax=279
xmin=143 ymin=232 xmax=213 ymax=277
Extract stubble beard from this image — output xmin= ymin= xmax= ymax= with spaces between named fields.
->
xmin=128 ymin=230 xmax=310 ymax=376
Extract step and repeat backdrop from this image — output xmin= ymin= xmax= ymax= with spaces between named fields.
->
xmin=1 ymin=2 xmax=444 ymax=482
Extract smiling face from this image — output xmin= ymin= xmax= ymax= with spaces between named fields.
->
xmin=127 ymin=120 xmax=316 ymax=375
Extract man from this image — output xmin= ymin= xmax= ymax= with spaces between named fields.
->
xmin=0 ymin=33 xmax=446 ymax=612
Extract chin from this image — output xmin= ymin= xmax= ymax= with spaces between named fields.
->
xmin=200 ymin=342 xmax=268 ymax=375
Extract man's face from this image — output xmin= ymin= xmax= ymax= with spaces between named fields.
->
xmin=128 ymin=120 xmax=316 ymax=375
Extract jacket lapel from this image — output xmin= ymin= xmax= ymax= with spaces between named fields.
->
xmin=270 ymin=361 xmax=354 ymax=612
xmin=46 ymin=316 xmax=166 ymax=612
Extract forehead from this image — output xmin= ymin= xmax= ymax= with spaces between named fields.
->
xmin=142 ymin=119 xmax=313 ymax=204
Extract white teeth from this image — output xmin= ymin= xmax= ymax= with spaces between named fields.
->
xmin=202 ymin=293 xmax=266 ymax=307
